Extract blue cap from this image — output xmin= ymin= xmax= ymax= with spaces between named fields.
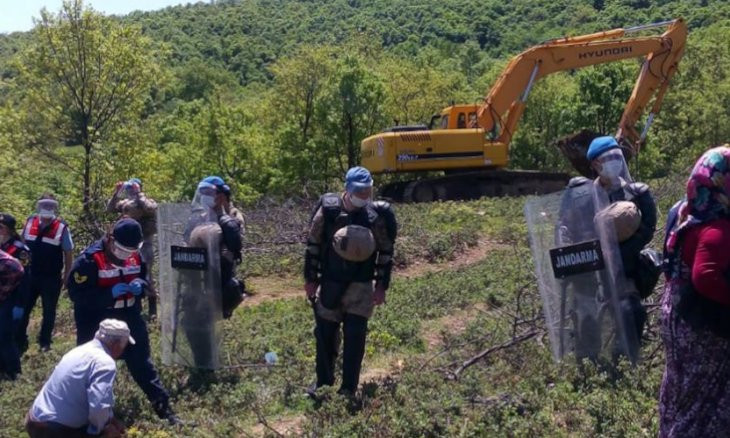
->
xmin=201 ymin=176 xmax=228 ymax=193
xmin=129 ymin=178 xmax=142 ymax=188
xmin=586 ymin=136 xmax=619 ymax=161
xmin=112 ymin=218 xmax=143 ymax=248
xmin=345 ymin=166 xmax=373 ymax=193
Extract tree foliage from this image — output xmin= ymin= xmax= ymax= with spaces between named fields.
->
xmin=12 ymin=0 xmax=161 ymax=221
xmin=0 ymin=0 xmax=729 ymax=215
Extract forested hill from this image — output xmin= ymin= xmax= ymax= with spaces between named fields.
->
xmin=121 ymin=0 xmax=730 ymax=84
xmin=4 ymin=0 xmax=729 ymax=84
xmin=1 ymin=0 xmax=730 ymax=225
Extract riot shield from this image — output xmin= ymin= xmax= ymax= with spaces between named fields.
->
xmin=158 ymin=203 xmax=222 ymax=369
xmin=524 ymin=182 xmax=640 ymax=364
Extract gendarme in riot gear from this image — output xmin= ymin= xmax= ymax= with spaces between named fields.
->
xmin=157 ymin=176 xmax=244 ymax=370
xmin=526 ymin=136 xmax=656 ymax=364
xmin=304 ymin=166 xmax=397 ymax=398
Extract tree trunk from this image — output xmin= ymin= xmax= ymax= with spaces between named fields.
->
xmin=347 ymin=113 xmax=356 ymax=169
xmin=83 ymin=141 xmax=91 ymax=219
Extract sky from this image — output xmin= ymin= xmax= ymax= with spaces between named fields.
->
xmin=0 ymin=0 xmax=196 ymax=34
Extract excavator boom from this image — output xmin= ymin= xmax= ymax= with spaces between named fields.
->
xmin=361 ymin=19 xmax=687 ymax=202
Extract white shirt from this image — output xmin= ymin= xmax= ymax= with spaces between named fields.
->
xmin=31 ymin=339 xmax=116 ymax=435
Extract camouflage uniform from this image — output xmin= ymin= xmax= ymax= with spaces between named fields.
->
xmin=305 ymin=193 xmax=396 ymax=393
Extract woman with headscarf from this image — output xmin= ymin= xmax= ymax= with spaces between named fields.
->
xmin=660 ymin=145 xmax=730 ymax=437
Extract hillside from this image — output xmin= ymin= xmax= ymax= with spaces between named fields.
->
xmin=0 ymin=187 xmax=685 ymax=436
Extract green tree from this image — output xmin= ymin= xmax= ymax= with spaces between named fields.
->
xmin=269 ymin=46 xmax=337 ymax=190
xmin=15 ymin=0 xmax=161 ymax=219
xmin=323 ymin=55 xmax=387 ymax=171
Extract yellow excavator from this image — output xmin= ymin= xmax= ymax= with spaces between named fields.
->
xmin=361 ymin=19 xmax=687 ymax=202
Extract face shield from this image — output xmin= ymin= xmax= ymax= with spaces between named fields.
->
xmin=191 ymin=181 xmax=220 ymax=221
xmin=347 ymin=186 xmax=373 ymax=208
xmin=593 ymin=149 xmax=632 ymax=189
xmin=37 ymin=199 xmax=59 ymax=221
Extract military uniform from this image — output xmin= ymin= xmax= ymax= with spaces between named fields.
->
xmin=67 ymin=238 xmax=173 ymax=419
xmin=305 ymin=193 xmax=396 ymax=393
xmin=557 ymin=155 xmax=656 ymax=361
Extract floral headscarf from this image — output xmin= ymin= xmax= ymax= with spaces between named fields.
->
xmin=666 ymin=145 xmax=730 ymax=258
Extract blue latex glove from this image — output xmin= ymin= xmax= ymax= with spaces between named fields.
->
xmin=12 ymin=306 xmax=24 ymax=321
xmin=129 ymin=279 xmax=147 ymax=296
xmin=111 ymin=283 xmax=132 ymax=298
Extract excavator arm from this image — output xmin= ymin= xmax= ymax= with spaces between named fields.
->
xmin=476 ymin=19 xmax=687 ymax=157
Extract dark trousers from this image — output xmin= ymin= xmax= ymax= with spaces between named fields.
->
xmin=0 ymin=297 xmax=21 ymax=377
xmin=16 ymin=274 xmax=62 ymax=349
xmin=74 ymin=306 xmax=170 ymax=407
xmin=25 ymin=412 xmax=94 ymax=438
xmin=315 ymin=312 xmax=368 ymax=393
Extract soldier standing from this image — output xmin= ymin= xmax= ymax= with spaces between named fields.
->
xmin=304 ymin=166 xmax=397 ymax=399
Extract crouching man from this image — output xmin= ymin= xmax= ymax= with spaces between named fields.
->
xmin=26 ymin=319 xmax=131 ymax=438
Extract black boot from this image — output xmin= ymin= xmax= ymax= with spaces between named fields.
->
xmin=154 ymin=399 xmax=183 ymax=426
xmin=340 ymin=313 xmax=368 ymax=394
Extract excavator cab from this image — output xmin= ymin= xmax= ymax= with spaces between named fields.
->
xmin=437 ymin=105 xmax=479 ymax=130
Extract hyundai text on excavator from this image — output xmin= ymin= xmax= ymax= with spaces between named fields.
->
xmin=361 ymin=19 xmax=687 ymax=202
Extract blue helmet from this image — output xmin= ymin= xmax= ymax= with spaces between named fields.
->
xmin=199 ymin=175 xmax=230 ymax=194
xmin=586 ymin=136 xmax=620 ymax=161
xmin=345 ymin=166 xmax=373 ymax=193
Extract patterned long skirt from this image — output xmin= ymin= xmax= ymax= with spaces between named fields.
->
xmin=659 ymin=283 xmax=730 ymax=437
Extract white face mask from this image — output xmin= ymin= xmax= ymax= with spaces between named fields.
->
xmin=350 ymin=194 xmax=370 ymax=208
xmin=200 ymin=195 xmax=217 ymax=209
xmin=111 ymin=242 xmax=136 ymax=261
xmin=599 ymin=159 xmax=623 ymax=180
xmin=39 ymin=209 xmax=56 ymax=220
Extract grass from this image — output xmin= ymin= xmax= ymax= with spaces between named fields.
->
xmin=0 ymin=185 xmax=680 ymax=437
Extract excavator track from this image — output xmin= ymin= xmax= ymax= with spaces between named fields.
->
xmin=380 ymin=170 xmax=571 ymax=203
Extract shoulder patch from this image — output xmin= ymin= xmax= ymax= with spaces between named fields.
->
xmin=567 ymin=176 xmax=590 ymax=188
xmin=321 ymin=193 xmax=341 ymax=209
xmin=628 ymin=182 xmax=650 ymax=195
xmin=74 ymin=271 xmax=88 ymax=284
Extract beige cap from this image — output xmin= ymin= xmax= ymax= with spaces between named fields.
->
xmin=97 ymin=319 xmax=136 ymax=345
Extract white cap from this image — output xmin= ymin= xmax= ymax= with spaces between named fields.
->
xmin=96 ymin=319 xmax=136 ymax=345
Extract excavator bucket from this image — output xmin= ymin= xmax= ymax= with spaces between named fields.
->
xmin=555 ymin=129 xmax=601 ymax=179
xmin=556 ymin=129 xmax=636 ymax=179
